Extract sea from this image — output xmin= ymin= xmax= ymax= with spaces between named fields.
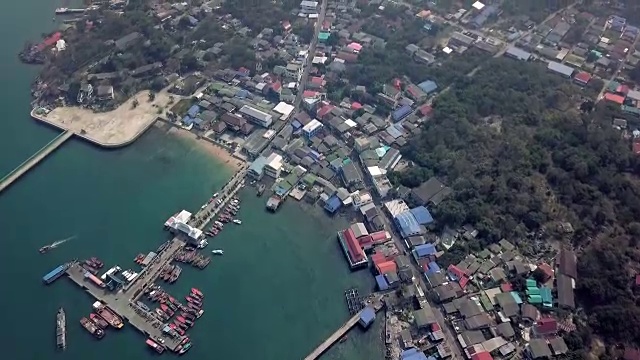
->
xmin=0 ymin=0 xmax=386 ymax=359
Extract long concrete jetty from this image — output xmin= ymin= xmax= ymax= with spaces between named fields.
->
xmin=0 ymin=130 xmax=73 ymax=193
xmin=304 ymin=299 xmax=385 ymax=360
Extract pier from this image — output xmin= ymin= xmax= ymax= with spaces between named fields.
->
xmin=190 ymin=167 xmax=247 ymax=229
xmin=0 ymin=130 xmax=73 ymax=193
xmin=65 ymin=238 xmax=187 ymax=351
xmin=304 ymin=297 xmax=385 ymax=360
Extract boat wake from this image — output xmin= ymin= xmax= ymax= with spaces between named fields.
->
xmin=50 ymin=235 xmax=76 ymax=248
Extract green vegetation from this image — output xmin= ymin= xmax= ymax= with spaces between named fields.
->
xmin=391 ymin=58 xmax=640 ymax=347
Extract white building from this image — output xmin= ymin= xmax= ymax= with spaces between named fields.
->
xmin=352 ymin=191 xmax=374 ymax=210
xmin=300 ymin=0 xmax=318 ymax=15
xmin=285 ymin=61 xmax=303 ymax=82
xmin=273 ymin=102 xmax=295 ymax=121
xmin=264 ymin=153 xmax=284 ymax=178
xmin=302 ymin=119 xmax=323 ymax=138
xmin=164 ymin=210 xmax=203 ymax=242
xmin=239 ymin=105 xmax=273 ymax=128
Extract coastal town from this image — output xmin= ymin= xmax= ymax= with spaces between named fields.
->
xmin=10 ymin=0 xmax=640 ymax=359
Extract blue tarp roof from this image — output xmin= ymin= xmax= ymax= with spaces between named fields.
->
xmin=401 ymin=348 xmax=428 ymax=360
xmin=324 ymin=195 xmax=342 ymax=213
xmin=418 ymin=80 xmax=438 ymax=94
xmin=187 ymin=105 xmax=200 ymax=117
xmin=292 ymin=120 xmax=302 ymax=129
xmin=182 ymin=115 xmax=194 ymax=125
xmin=410 ymin=206 xmax=434 ymax=225
xmin=394 ymin=210 xmax=423 ymax=238
xmin=375 ymin=275 xmax=389 ymax=291
xmin=359 ymin=306 xmax=376 ymax=325
xmin=392 ymin=105 xmax=412 ymax=122
xmin=428 ymin=262 xmax=440 ymax=273
xmin=415 ymin=243 xmax=436 ymax=258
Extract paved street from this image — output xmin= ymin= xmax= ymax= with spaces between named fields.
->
xmin=294 ymin=0 xmax=328 ymax=112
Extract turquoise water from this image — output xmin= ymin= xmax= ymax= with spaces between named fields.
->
xmin=0 ymin=0 xmax=385 ymax=359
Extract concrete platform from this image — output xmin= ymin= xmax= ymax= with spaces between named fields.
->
xmin=31 ymin=90 xmax=173 ymax=148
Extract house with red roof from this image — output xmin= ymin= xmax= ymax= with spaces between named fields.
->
xmin=533 ymin=317 xmax=558 ymax=337
xmin=448 ymin=264 xmax=466 ymax=280
xmin=573 ymin=71 xmax=591 ymax=86
xmin=307 ymin=76 xmax=326 ymax=90
xmin=471 ymin=352 xmax=493 ymax=360
xmin=347 ymin=42 xmax=363 ymax=53
xmin=418 ymin=104 xmax=433 ymax=118
xmin=633 ymin=142 xmax=640 ymax=155
xmin=604 ymin=92 xmax=625 ymax=105
xmin=536 ymin=263 xmax=554 ymax=282
xmin=316 ymin=104 xmax=335 ymax=121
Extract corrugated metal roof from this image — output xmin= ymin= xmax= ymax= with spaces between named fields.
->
xmin=547 ymin=61 xmax=574 ymax=77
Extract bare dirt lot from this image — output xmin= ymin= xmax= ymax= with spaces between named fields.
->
xmin=41 ymin=90 xmax=172 ymax=147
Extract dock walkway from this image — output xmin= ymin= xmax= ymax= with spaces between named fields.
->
xmin=304 ymin=298 xmax=384 ymax=360
xmin=190 ymin=168 xmax=247 ymax=229
xmin=0 ymin=130 xmax=73 ymax=193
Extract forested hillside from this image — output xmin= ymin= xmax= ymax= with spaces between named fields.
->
xmin=391 ymin=58 xmax=640 ymax=350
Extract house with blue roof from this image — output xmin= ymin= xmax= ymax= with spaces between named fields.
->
xmin=417 ymin=80 xmax=438 ymax=94
xmin=324 ymin=195 xmax=342 ymax=214
xmin=358 ymin=307 xmax=376 ymax=328
xmin=401 ymin=348 xmax=428 ymax=360
xmin=409 ymin=206 xmax=434 ymax=225
xmin=187 ymin=104 xmax=200 ymax=118
xmin=394 ymin=210 xmax=424 ymax=238
xmin=375 ymin=275 xmax=389 ymax=291
xmin=414 ymin=243 xmax=436 ymax=258
xmin=392 ymin=105 xmax=412 ymax=122
xmin=182 ymin=115 xmax=194 ymax=125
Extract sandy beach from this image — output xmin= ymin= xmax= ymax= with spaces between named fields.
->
xmin=165 ymin=126 xmax=245 ymax=171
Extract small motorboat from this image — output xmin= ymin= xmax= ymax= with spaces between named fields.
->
xmin=211 ymin=249 xmax=224 ymax=255
xmin=232 ymin=219 xmax=242 ymax=225
xmin=339 ymin=336 xmax=348 ymax=343
xmin=39 ymin=245 xmax=52 ymax=254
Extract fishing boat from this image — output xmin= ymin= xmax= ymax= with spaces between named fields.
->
xmin=90 ymin=313 xmax=109 ymax=329
xmin=197 ymin=239 xmax=208 ymax=248
xmin=146 ymin=338 xmax=165 ymax=354
xmin=169 ymin=323 xmax=185 ymax=336
xmin=339 ymin=336 xmax=348 ymax=343
xmin=196 ymin=309 xmax=205 ymax=319
xmin=185 ymin=296 xmax=202 ymax=306
xmin=178 ymin=342 xmax=192 ymax=355
xmin=191 ymin=288 xmax=203 ymax=297
xmin=232 ymin=219 xmax=242 ymax=225
xmin=211 ymin=249 xmax=224 ymax=255
xmin=187 ymin=302 xmax=201 ymax=311
xmin=155 ymin=308 xmax=169 ymax=320
xmin=160 ymin=304 xmax=175 ymax=317
xmin=56 ymin=307 xmax=66 ymax=350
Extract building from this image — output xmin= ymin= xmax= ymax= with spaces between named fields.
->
xmin=300 ymin=0 xmax=318 ymax=15
xmin=574 ymin=71 xmax=592 ymax=86
xmin=77 ymin=83 xmax=93 ymax=103
xmin=410 ymin=178 xmax=451 ymax=206
xmin=264 ymin=153 xmax=283 ymax=178
xmin=504 ymin=46 xmax=532 ymax=61
xmin=302 ymin=119 xmax=323 ymax=138
xmin=341 ymin=162 xmax=365 ymax=190
xmin=449 ymin=32 xmax=475 ymax=47
xmin=239 ymin=105 xmax=273 ymax=128
xmin=392 ymin=105 xmax=413 ymax=122
xmin=547 ymin=61 xmax=574 ymax=78
xmin=359 ymin=307 xmax=376 ymax=328
xmin=95 ymin=85 xmax=114 ymax=101
xmin=337 ymin=228 xmax=368 ymax=269
xmin=248 ymin=156 xmax=268 ymax=180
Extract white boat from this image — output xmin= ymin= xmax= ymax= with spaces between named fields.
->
xmin=232 ymin=219 xmax=242 ymax=225
xmin=212 ymin=192 xmax=219 ymax=198
xmin=122 ymin=270 xmax=131 ymax=278
xmin=211 ymin=249 xmax=224 ymax=255
xmin=198 ymin=239 xmax=209 ymax=249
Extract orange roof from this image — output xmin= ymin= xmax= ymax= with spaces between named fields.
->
xmin=604 ymin=92 xmax=625 ymax=104
xmin=376 ymin=260 xmax=397 ymax=274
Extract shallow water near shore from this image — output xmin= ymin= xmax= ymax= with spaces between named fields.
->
xmin=0 ymin=1 xmax=385 ymax=358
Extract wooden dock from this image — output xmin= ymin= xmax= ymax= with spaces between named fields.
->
xmin=65 ymin=238 xmax=187 ymax=352
xmin=304 ymin=299 xmax=384 ymax=360
xmin=0 ymin=130 xmax=73 ymax=193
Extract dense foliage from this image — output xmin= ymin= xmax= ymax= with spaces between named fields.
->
xmin=391 ymin=58 xmax=640 ymax=346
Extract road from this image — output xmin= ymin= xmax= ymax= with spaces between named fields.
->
xmin=595 ymin=34 xmax=640 ymax=102
xmin=293 ymin=0 xmax=328 ymax=111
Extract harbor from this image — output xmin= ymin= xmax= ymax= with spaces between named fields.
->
xmin=42 ymin=165 xmax=248 ymax=354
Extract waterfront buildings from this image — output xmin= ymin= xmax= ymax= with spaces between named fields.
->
xmin=264 ymin=153 xmax=283 ymax=178
xmin=248 ymin=156 xmax=268 ymax=180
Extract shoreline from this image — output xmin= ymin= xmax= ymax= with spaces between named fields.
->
xmin=163 ymin=125 xmax=244 ymax=171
